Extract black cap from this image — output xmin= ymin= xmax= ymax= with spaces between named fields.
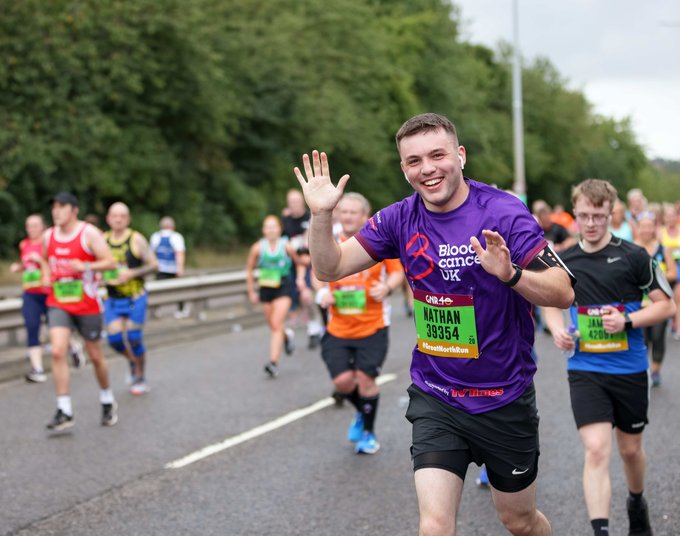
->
xmin=50 ymin=192 xmax=79 ymax=207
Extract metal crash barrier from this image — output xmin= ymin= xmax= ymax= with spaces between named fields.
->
xmin=0 ymin=271 xmax=252 ymax=347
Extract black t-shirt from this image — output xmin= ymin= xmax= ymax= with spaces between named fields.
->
xmin=559 ymin=237 xmax=667 ymax=306
xmin=282 ymin=212 xmax=310 ymax=254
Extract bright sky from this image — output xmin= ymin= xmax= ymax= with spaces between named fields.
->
xmin=455 ymin=0 xmax=680 ymax=161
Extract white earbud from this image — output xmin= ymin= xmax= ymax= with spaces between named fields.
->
xmin=458 ymin=155 xmax=465 ymax=170
xmin=403 ymin=171 xmax=411 ymax=184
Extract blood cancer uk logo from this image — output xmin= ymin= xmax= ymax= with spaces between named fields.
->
xmin=405 ymin=232 xmax=434 ymax=281
xmin=405 ymin=234 xmax=481 ymax=282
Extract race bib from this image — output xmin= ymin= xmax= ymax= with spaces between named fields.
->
xmin=54 ymin=279 xmax=84 ymax=303
xmin=103 ymin=267 xmax=121 ymax=283
xmin=577 ymin=305 xmax=628 ymax=353
xmin=22 ymin=270 xmax=42 ymax=289
xmin=413 ymin=290 xmax=479 ymax=358
xmin=258 ymin=268 xmax=282 ymax=288
xmin=333 ymin=288 xmax=366 ymax=315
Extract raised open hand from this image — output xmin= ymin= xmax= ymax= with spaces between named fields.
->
xmin=469 ymin=230 xmax=515 ymax=282
xmin=293 ymin=150 xmax=350 ymax=215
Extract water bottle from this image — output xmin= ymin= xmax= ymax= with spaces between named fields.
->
xmin=562 ymin=323 xmax=578 ymax=359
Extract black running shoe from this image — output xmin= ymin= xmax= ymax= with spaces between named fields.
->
xmin=627 ymin=496 xmax=652 ymax=535
xmin=331 ymin=390 xmax=345 ymax=407
xmin=70 ymin=340 xmax=86 ymax=368
xmin=307 ymin=334 xmax=321 ymax=350
xmin=264 ymin=362 xmax=279 ymax=378
xmin=284 ymin=328 xmax=296 ymax=355
xmin=101 ymin=401 xmax=118 ymax=427
xmin=46 ymin=409 xmax=74 ymax=431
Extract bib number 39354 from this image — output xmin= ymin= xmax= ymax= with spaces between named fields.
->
xmin=413 ymin=290 xmax=479 ymax=358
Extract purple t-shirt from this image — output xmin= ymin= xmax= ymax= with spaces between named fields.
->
xmin=356 ymin=179 xmax=546 ymax=414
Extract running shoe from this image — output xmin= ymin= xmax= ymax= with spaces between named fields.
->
xmin=101 ymin=401 xmax=118 ymax=427
xmin=355 ymin=431 xmax=380 ymax=454
xmin=284 ymin=328 xmax=296 ymax=355
xmin=125 ymin=361 xmax=135 ymax=386
xmin=26 ymin=369 xmax=47 ymax=383
xmin=331 ymin=390 xmax=345 ymax=408
xmin=264 ymin=362 xmax=279 ymax=378
xmin=476 ymin=465 xmax=490 ymax=487
xmin=307 ymin=334 xmax=321 ymax=350
xmin=627 ymin=496 xmax=652 ymax=535
xmin=174 ymin=306 xmax=192 ymax=319
xmin=347 ymin=412 xmax=364 ymax=442
xmin=46 ymin=409 xmax=74 ymax=431
xmin=70 ymin=339 xmax=86 ymax=368
xmin=131 ymin=380 xmax=150 ymax=395
xmin=651 ymin=372 xmax=661 ymax=387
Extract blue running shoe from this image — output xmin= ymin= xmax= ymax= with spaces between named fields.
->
xmin=347 ymin=412 xmax=364 ymax=442
xmin=355 ymin=431 xmax=380 ymax=454
xmin=476 ymin=465 xmax=489 ymax=487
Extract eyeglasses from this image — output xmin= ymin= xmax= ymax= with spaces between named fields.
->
xmin=575 ymin=212 xmax=609 ymax=225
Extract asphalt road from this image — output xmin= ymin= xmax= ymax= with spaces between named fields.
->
xmin=1 ymin=305 xmax=679 ymax=535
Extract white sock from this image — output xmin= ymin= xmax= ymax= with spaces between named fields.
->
xmin=99 ymin=389 xmax=114 ymax=405
xmin=307 ymin=320 xmax=323 ymax=336
xmin=28 ymin=346 xmax=44 ymax=371
xmin=57 ymin=395 xmax=72 ymax=416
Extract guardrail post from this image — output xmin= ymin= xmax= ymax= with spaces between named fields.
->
xmin=8 ymin=328 xmax=18 ymax=345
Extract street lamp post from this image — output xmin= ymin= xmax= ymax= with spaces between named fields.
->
xmin=512 ymin=0 xmax=526 ymax=202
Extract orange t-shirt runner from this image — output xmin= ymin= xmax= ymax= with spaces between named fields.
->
xmin=326 ymin=239 xmax=403 ymax=339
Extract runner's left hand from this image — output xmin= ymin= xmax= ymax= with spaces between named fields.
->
xmin=469 ymin=230 xmax=515 ymax=283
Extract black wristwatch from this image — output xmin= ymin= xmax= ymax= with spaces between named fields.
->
xmin=503 ymin=264 xmax=523 ymax=288
xmin=624 ymin=313 xmax=634 ymax=331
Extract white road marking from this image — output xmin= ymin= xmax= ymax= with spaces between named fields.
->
xmin=165 ymin=373 xmax=398 ymax=469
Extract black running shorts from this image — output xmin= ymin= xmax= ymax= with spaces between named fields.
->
xmin=406 ymin=383 xmax=540 ymax=493
xmin=320 ymin=327 xmax=389 ymax=379
xmin=568 ymin=370 xmax=649 ymax=434
xmin=259 ymin=277 xmax=292 ymax=303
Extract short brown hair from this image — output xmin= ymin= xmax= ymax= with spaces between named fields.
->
xmin=395 ymin=113 xmax=459 ymax=148
xmin=571 ymin=179 xmax=618 ymax=209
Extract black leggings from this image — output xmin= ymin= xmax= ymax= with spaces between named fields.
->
xmin=644 ymin=320 xmax=668 ymax=364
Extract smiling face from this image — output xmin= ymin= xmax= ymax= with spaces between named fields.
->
xmin=398 ymin=128 xmax=467 ymax=213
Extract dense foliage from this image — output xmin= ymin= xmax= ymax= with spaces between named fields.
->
xmin=1 ymin=0 xmax=675 ymax=256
